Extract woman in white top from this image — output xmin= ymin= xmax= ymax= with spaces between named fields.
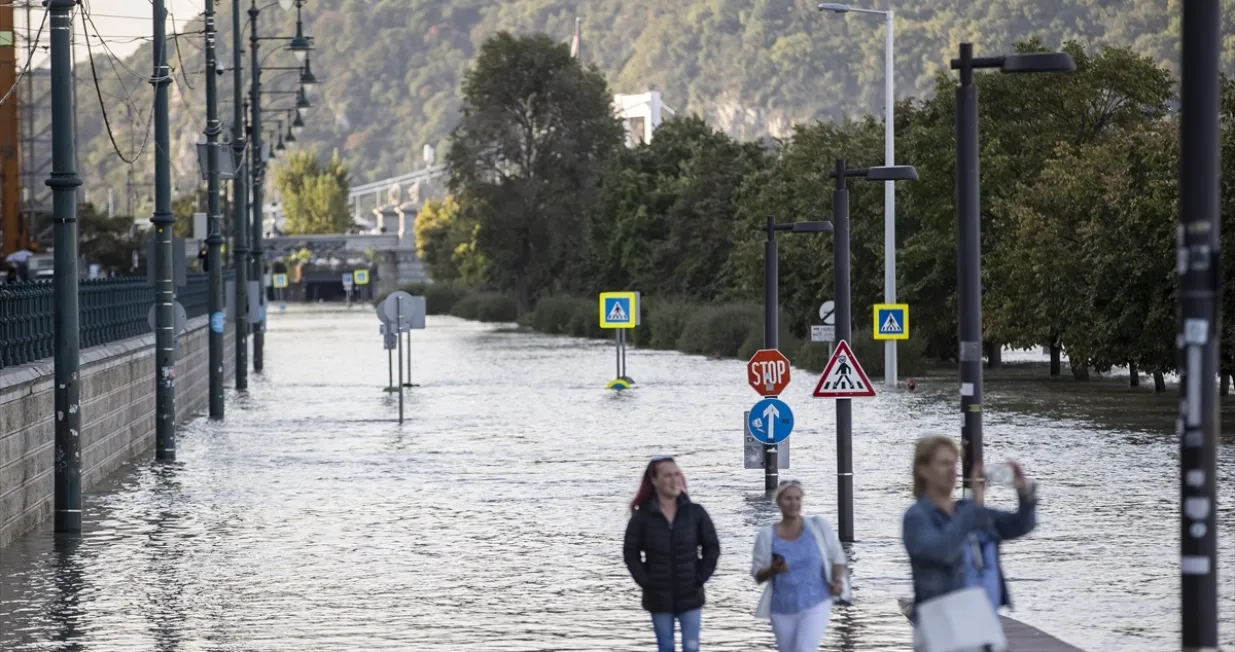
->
xmin=751 ymin=480 xmax=850 ymax=652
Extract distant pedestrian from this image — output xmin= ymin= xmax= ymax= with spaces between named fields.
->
xmin=902 ymin=435 xmax=1038 ymax=651
xmin=751 ymin=479 xmax=849 ymax=652
xmin=623 ymin=455 xmax=721 ymax=652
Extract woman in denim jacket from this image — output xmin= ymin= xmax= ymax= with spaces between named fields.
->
xmin=901 ymin=435 xmax=1038 ymax=644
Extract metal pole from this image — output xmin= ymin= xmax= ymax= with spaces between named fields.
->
xmin=763 ymin=215 xmax=779 ymax=491
xmin=249 ymin=0 xmax=265 ymax=373
xmin=955 ymin=43 xmax=983 ymax=499
xmin=152 ymin=0 xmax=177 ymax=461
xmin=397 ymin=302 xmax=404 ymax=423
xmin=48 ymin=0 xmax=82 ymax=534
xmin=405 ymin=328 xmax=411 ymax=386
xmin=621 ymin=329 xmax=628 ymax=378
xmin=615 ymin=329 xmax=621 ymax=378
xmin=1178 ymin=2 xmax=1220 ymax=649
xmin=833 ymin=160 xmax=854 ymax=543
xmin=883 ymin=9 xmax=897 ymax=387
xmin=387 ymin=345 xmax=393 ymax=390
xmin=231 ymin=0 xmax=249 ymax=391
xmin=204 ymin=0 xmax=224 ymax=420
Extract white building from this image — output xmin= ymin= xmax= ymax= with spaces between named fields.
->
xmin=613 ymin=91 xmax=677 ymax=147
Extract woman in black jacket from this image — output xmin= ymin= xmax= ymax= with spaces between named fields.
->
xmin=623 ymin=455 xmax=721 ymax=652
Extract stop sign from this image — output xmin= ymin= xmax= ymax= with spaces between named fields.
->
xmin=747 ymin=349 xmax=791 ymax=396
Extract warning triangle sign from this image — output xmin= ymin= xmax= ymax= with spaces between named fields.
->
xmin=880 ymin=312 xmax=903 ymax=333
xmin=607 ymin=302 xmax=628 ymax=322
xmin=812 ymin=340 xmax=876 ymax=399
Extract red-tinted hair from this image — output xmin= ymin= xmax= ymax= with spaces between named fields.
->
xmin=629 ymin=457 xmax=687 ymax=513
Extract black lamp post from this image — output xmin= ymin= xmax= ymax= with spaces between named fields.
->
xmin=950 ymin=44 xmax=1074 ymax=498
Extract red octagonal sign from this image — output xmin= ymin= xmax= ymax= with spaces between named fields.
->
xmin=747 ymin=348 xmax=791 ymax=396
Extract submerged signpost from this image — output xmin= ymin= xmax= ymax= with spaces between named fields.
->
xmin=599 ymin=291 xmax=639 ymax=389
xmin=378 ymin=291 xmax=427 ymax=423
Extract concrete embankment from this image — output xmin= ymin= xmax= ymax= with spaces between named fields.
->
xmin=0 ymin=318 xmax=235 ymax=546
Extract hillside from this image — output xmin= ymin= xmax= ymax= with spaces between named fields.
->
xmin=65 ymin=0 xmax=1235 ymax=213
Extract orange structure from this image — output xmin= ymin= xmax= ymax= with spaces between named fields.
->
xmin=0 ymin=2 xmax=27 ymax=257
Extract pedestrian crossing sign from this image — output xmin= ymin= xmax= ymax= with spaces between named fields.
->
xmin=353 ymin=269 xmax=370 ymax=286
xmin=812 ymin=340 xmax=876 ymax=399
xmin=599 ymin=291 xmax=640 ymax=329
xmin=272 ymin=273 xmax=288 ymax=289
xmin=872 ymin=303 xmax=909 ymax=341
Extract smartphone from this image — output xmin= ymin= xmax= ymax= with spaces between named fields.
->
xmin=771 ymin=553 xmax=784 ymax=564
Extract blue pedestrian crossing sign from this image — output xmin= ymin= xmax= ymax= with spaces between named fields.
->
xmin=873 ymin=303 xmax=909 ymax=341
xmin=599 ymin=291 xmax=640 ymax=329
xmin=747 ymin=398 xmax=794 ymax=445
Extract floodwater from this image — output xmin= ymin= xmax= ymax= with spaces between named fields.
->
xmin=2 ymin=307 xmax=1233 ymax=651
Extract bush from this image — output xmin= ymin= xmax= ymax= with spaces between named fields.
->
xmin=643 ymin=299 xmax=697 ymax=350
xmin=675 ymin=303 xmax=763 ymax=358
xmin=449 ymin=292 xmax=518 ymax=322
xmin=528 ymin=296 xmax=588 ymax=334
xmin=793 ymin=328 xmax=929 ymax=377
xmin=377 ymin=282 xmax=470 ymax=315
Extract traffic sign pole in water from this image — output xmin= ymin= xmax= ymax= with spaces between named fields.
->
xmin=831 ymin=161 xmax=854 ymax=542
xmin=397 ymin=300 xmax=404 ymax=423
xmin=1178 ymin=1 xmax=1221 ymax=647
xmin=152 ymin=0 xmax=178 ymax=461
xmin=762 ymin=215 xmax=779 ymax=491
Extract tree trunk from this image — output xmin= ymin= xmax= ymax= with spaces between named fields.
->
xmin=1129 ymin=362 xmax=1140 ymax=387
xmin=513 ymin=266 xmax=532 ymax=319
xmin=1049 ymin=344 xmax=1062 ymax=377
xmin=1153 ymin=371 xmax=1167 ymax=392
xmin=985 ymin=341 xmax=1002 ymax=368
xmin=1070 ymin=364 xmax=1089 ymax=381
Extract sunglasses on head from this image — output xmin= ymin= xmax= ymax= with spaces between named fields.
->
xmin=651 ymin=455 xmax=674 ymax=462
xmin=778 ymin=479 xmax=802 ymax=488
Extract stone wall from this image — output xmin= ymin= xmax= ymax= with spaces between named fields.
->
xmin=0 ymin=319 xmax=236 ymax=547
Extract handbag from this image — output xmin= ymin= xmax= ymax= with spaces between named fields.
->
xmin=914 ymin=587 xmax=1007 ymax=652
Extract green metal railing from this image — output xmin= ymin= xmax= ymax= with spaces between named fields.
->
xmin=1 ymin=271 xmax=233 ymax=370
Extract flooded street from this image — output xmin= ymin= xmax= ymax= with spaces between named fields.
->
xmin=2 ymin=307 xmax=1233 ymax=651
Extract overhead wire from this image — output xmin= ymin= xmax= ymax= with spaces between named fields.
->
xmin=82 ymin=1 xmax=155 ymax=164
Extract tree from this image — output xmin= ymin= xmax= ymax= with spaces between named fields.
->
xmin=413 ymin=195 xmax=484 ymax=283
xmin=275 ymin=150 xmax=352 ymax=234
xmin=446 ymin=31 xmax=623 ymax=316
xmin=78 ymin=203 xmax=141 ymax=275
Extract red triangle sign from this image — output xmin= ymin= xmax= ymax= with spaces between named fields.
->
xmin=812 ymin=340 xmax=876 ymax=398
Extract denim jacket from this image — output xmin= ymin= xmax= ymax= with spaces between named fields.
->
xmin=901 ymin=488 xmax=1037 ymax=621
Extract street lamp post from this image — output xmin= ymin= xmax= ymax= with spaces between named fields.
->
xmin=249 ymin=0 xmax=266 ymax=373
xmin=829 ymin=160 xmax=917 ymax=542
xmin=1178 ymin=1 xmax=1221 ymax=648
xmin=819 ymin=3 xmax=898 ymax=386
xmin=203 ymin=0 xmax=225 ymax=420
xmin=951 ymin=44 xmax=1074 ymax=499
xmin=761 ymin=217 xmax=831 ymax=492
xmin=231 ymin=0 xmax=249 ymax=391
xmin=152 ymin=0 xmax=177 ymax=461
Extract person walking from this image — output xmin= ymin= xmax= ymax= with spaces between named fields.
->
xmin=751 ymin=479 xmax=849 ymax=652
xmin=623 ymin=455 xmax=721 ymax=652
xmin=902 ymin=435 xmax=1038 ymax=650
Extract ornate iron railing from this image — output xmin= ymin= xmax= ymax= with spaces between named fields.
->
xmin=0 ymin=271 xmax=234 ymax=370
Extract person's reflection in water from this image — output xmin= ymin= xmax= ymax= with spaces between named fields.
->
xmin=50 ymin=535 xmax=85 ymax=651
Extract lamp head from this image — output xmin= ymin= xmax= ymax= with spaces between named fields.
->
xmin=864 ymin=165 xmax=919 ymax=182
xmin=1001 ymin=52 xmax=1076 ymax=74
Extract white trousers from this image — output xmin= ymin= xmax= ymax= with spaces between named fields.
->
xmin=770 ymin=599 xmax=831 ymax=652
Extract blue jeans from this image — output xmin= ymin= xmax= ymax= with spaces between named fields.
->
xmin=650 ymin=609 xmax=701 ymax=652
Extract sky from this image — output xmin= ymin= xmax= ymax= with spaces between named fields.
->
xmin=16 ymin=0 xmax=207 ymax=67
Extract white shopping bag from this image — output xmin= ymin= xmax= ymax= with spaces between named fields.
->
xmin=915 ymin=587 xmax=1007 ymax=652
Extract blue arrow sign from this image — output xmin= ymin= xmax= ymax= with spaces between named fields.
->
xmin=747 ymin=398 xmax=794 ymax=445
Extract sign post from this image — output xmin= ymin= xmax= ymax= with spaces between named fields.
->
xmin=342 ymin=273 xmax=354 ymax=308
xmin=746 ymin=348 xmax=793 ymax=478
xmin=873 ymin=303 xmax=910 ymax=342
xmin=599 ymin=291 xmax=639 ymax=389
xmin=378 ymin=291 xmax=427 ymax=419
xmin=812 ymin=300 xmax=836 ymax=356
xmin=272 ymin=273 xmax=288 ymax=311
xmin=353 ymin=269 xmax=370 ymax=302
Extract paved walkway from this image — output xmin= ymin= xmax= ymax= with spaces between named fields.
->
xmin=897 ymin=598 xmax=1086 ymax=651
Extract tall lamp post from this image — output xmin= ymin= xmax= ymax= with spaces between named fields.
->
xmin=829 ymin=160 xmax=916 ymax=542
xmin=951 ymin=44 xmax=1074 ymax=498
xmin=818 ymin=2 xmax=898 ymax=387
xmin=760 ymin=217 xmax=831 ymax=492
xmin=1177 ymin=1 xmax=1220 ymax=649
xmin=202 ymin=0 xmax=225 ymax=420
xmin=231 ymin=0 xmax=251 ymax=391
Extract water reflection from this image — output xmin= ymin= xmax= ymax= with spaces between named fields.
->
xmin=0 ymin=308 xmax=1231 ymax=651
xmin=50 ymin=535 xmax=85 ymax=651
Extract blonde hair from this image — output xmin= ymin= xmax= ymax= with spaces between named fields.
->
xmin=913 ymin=435 xmax=959 ymax=498
xmin=774 ymin=479 xmax=803 ymax=505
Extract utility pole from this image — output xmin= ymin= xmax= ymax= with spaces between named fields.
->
xmin=832 ymin=160 xmax=854 ymax=543
xmin=48 ymin=0 xmax=82 ymax=534
xmin=954 ymin=43 xmax=983 ymax=499
xmin=231 ymin=0 xmax=249 ymax=391
xmin=151 ymin=0 xmax=177 ymax=460
xmin=249 ymin=0 xmax=266 ymax=373
xmin=203 ymin=0 xmax=224 ymax=419
xmin=1178 ymin=1 xmax=1221 ymax=649
xmin=762 ymin=215 xmax=779 ymax=492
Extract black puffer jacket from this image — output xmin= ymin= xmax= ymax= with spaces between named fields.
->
xmin=623 ymin=493 xmax=721 ymax=614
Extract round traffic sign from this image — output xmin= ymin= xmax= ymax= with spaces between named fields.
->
xmin=819 ymin=300 xmax=835 ymax=323
xmin=747 ymin=348 xmax=791 ymax=396
xmin=747 ymin=397 xmax=794 ymax=444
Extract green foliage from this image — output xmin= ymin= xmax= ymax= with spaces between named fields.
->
xmin=275 ymin=151 xmax=352 ymax=234
xmin=382 ymin=282 xmax=471 ymax=315
xmin=414 ymin=196 xmax=479 ymax=283
xmin=78 ymin=203 xmax=142 ymax=274
xmin=449 ymin=291 xmax=518 ymax=322
xmin=447 ymin=32 xmax=624 ymax=316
